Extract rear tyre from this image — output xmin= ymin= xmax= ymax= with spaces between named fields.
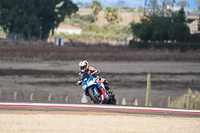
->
xmin=88 ymin=88 xmax=101 ymax=104
xmin=107 ymin=96 xmax=116 ymax=105
xmin=107 ymin=91 xmax=117 ymax=105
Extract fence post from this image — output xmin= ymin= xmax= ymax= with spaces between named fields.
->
xmin=14 ymin=92 xmax=17 ymax=100
xmin=133 ymin=99 xmax=138 ymax=106
xmin=186 ymin=88 xmax=192 ymax=109
xmin=30 ymin=93 xmax=34 ymax=101
xmin=121 ymin=98 xmax=126 ymax=105
xmin=48 ymin=95 xmax=52 ymax=101
xmin=145 ymin=73 xmax=151 ymax=107
xmin=168 ymin=96 xmax=171 ymax=108
xmin=65 ymin=95 xmax=68 ymax=103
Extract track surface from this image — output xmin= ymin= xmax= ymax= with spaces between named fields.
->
xmin=0 ymin=101 xmax=200 ymax=117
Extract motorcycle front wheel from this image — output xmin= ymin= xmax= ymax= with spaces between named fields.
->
xmin=88 ymin=88 xmax=101 ymax=104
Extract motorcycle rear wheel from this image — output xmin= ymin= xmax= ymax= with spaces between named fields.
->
xmin=88 ymin=88 xmax=101 ymax=104
xmin=107 ymin=96 xmax=116 ymax=105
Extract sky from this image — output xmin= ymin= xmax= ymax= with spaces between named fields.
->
xmin=72 ymin=0 xmax=198 ymax=10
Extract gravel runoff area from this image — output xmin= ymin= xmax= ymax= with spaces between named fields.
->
xmin=0 ymin=110 xmax=200 ymax=133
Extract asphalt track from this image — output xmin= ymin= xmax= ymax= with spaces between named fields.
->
xmin=0 ymin=101 xmax=200 ymax=117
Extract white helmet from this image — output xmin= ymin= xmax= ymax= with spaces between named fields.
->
xmin=79 ymin=60 xmax=89 ymax=72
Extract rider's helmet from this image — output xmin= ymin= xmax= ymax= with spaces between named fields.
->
xmin=79 ymin=60 xmax=89 ymax=72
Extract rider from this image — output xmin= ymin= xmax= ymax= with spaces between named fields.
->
xmin=78 ymin=60 xmax=109 ymax=103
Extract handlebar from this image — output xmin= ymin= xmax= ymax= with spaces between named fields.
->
xmin=75 ymin=80 xmax=82 ymax=86
xmin=91 ymin=70 xmax=100 ymax=76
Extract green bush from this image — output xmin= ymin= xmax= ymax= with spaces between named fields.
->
xmin=67 ymin=13 xmax=95 ymax=25
xmin=168 ymin=23 xmax=190 ymax=42
xmin=54 ymin=31 xmax=128 ymax=40
xmin=131 ymin=8 xmax=190 ymax=42
xmin=0 ymin=26 xmax=4 ymax=33
xmin=84 ymin=24 xmax=100 ymax=32
xmin=189 ymin=33 xmax=200 ymax=42
xmin=60 ymin=14 xmax=131 ymax=40
xmin=101 ymin=23 xmax=131 ymax=35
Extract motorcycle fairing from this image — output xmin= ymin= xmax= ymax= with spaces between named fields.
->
xmin=82 ymin=76 xmax=99 ymax=96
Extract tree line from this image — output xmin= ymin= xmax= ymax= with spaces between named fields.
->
xmin=0 ymin=0 xmax=124 ymax=40
xmin=0 ymin=0 xmax=78 ymax=40
xmin=131 ymin=8 xmax=200 ymax=43
xmin=1 ymin=0 xmax=200 ymax=42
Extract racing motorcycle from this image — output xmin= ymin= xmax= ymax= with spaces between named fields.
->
xmin=75 ymin=71 xmax=116 ymax=105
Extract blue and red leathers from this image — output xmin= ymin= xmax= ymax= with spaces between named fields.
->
xmin=93 ymin=77 xmax=109 ymax=103
xmin=80 ymin=66 xmax=109 ymax=103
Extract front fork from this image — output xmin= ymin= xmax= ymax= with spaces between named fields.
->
xmin=88 ymin=87 xmax=102 ymax=101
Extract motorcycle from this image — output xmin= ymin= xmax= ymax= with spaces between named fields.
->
xmin=75 ymin=71 xmax=116 ymax=105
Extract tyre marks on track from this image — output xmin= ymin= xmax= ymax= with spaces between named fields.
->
xmin=0 ymin=101 xmax=200 ymax=117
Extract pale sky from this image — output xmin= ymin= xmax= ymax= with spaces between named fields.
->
xmin=73 ymin=0 xmax=198 ymax=10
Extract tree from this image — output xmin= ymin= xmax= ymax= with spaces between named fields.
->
xmin=131 ymin=8 xmax=190 ymax=42
xmin=0 ymin=0 xmax=78 ymax=40
xmin=131 ymin=19 xmax=152 ymax=41
xmin=197 ymin=0 xmax=200 ymax=10
xmin=147 ymin=0 xmax=160 ymax=14
xmin=163 ymin=0 xmax=172 ymax=8
xmin=173 ymin=7 xmax=186 ymax=23
xmin=137 ymin=6 xmax=144 ymax=13
xmin=168 ymin=22 xmax=190 ymax=42
xmin=169 ymin=7 xmax=190 ymax=42
xmin=104 ymin=7 xmax=122 ymax=24
xmin=144 ymin=0 xmax=164 ymax=15
xmin=176 ymin=1 xmax=189 ymax=8
xmin=90 ymin=0 xmax=102 ymax=23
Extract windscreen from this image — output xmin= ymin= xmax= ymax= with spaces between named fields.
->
xmin=80 ymin=71 xmax=90 ymax=81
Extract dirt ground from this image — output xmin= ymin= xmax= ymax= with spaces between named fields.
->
xmin=0 ymin=110 xmax=200 ymax=133
xmin=80 ymin=11 xmax=141 ymax=26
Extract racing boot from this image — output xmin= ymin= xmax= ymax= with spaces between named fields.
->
xmin=103 ymin=80 xmax=110 ymax=91
xmin=102 ymin=80 xmax=115 ymax=96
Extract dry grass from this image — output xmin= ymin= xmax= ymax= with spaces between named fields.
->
xmin=171 ymin=89 xmax=200 ymax=110
xmin=0 ymin=45 xmax=200 ymax=62
xmin=79 ymin=12 xmax=141 ymax=26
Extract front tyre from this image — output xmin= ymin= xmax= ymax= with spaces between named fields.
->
xmin=88 ymin=88 xmax=101 ymax=104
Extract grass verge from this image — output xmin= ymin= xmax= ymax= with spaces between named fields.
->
xmin=171 ymin=89 xmax=200 ymax=110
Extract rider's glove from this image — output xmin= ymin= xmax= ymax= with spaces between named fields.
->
xmin=78 ymin=72 xmax=81 ymax=77
xmin=75 ymin=80 xmax=82 ymax=86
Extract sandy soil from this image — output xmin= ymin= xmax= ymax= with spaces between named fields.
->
xmin=79 ymin=11 xmax=141 ymax=26
xmin=0 ymin=110 xmax=200 ymax=133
